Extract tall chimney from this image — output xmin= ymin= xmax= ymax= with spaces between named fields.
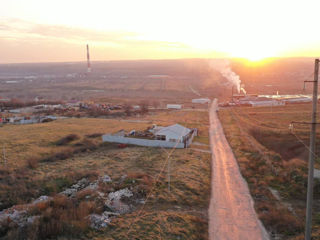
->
xmin=86 ymin=44 xmax=91 ymax=73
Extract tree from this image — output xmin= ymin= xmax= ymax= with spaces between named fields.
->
xmin=152 ymin=100 xmax=160 ymax=109
xmin=139 ymin=100 xmax=149 ymax=115
xmin=124 ymin=103 xmax=133 ymax=116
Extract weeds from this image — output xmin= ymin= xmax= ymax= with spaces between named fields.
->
xmin=86 ymin=133 xmax=103 ymax=138
xmin=56 ymin=134 xmax=80 ymax=146
xmin=26 ymin=157 xmax=39 ymax=169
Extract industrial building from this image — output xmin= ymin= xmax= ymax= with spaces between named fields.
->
xmin=192 ymin=98 xmax=211 ymax=104
xmin=167 ymin=104 xmax=182 ymax=110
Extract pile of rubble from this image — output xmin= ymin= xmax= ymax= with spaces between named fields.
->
xmin=0 ymin=174 xmax=141 ymax=232
xmin=60 ymin=178 xmax=90 ymax=197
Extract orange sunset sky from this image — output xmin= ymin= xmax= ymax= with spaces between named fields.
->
xmin=1 ymin=0 xmax=320 ymax=63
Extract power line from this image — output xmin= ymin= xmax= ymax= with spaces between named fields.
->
xmin=290 ymin=128 xmax=319 ymax=160
xmin=125 ymin=128 xmax=188 ymax=237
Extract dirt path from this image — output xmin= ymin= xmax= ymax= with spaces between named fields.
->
xmin=208 ymin=99 xmax=269 ymax=240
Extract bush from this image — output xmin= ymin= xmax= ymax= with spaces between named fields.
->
xmin=56 ymin=134 xmax=80 ymax=146
xmin=42 ymin=149 xmax=74 ymax=162
xmin=259 ymin=205 xmax=303 ymax=236
xmin=74 ymin=139 xmax=98 ymax=153
xmin=26 ymin=157 xmax=39 ymax=169
xmin=5 ymin=195 xmax=100 ymax=239
xmin=86 ymin=133 xmax=103 ymax=138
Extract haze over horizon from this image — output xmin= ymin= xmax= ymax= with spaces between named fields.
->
xmin=1 ymin=0 xmax=320 ymax=63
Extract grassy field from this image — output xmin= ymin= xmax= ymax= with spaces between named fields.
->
xmin=0 ymin=110 xmax=211 ymax=239
xmin=0 ymin=118 xmax=151 ymax=169
xmin=218 ymin=103 xmax=320 ymax=239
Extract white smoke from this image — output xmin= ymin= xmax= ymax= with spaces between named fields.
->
xmin=240 ymin=87 xmax=247 ymax=95
xmin=209 ymin=59 xmax=243 ymax=94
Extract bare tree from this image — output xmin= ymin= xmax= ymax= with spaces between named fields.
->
xmin=139 ymin=100 xmax=149 ymax=115
xmin=124 ymin=103 xmax=133 ymax=116
xmin=152 ymin=100 xmax=160 ymax=109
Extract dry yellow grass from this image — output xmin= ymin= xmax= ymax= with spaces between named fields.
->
xmin=0 ymin=109 xmax=211 ymax=239
xmin=0 ymin=118 xmax=149 ymax=168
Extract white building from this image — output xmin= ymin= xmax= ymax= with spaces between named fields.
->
xmin=154 ymin=124 xmax=191 ymax=142
xmin=282 ymin=97 xmax=312 ymax=104
xmin=248 ymin=100 xmax=285 ymax=107
xmin=103 ymin=123 xmax=197 ymax=148
xmin=167 ymin=104 xmax=182 ymax=110
xmin=192 ymin=98 xmax=211 ymax=104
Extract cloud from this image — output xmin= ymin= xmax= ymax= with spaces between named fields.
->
xmin=0 ymin=18 xmax=188 ymax=49
xmin=0 ymin=18 xmax=199 ymax=63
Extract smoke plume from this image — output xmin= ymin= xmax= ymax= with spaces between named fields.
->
xmin=209 ymin=59 xmax=242 ymax=93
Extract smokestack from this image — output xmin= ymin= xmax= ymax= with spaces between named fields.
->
xmin=232 ymin=86 xmax=234 ymax=102
xmin=86 ymin=44 xmax=91 ymax=73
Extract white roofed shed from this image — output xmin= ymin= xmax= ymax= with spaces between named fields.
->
xmin=155 ymin=124 xmax=191 ymax=142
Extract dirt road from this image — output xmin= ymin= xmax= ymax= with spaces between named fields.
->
xmin=208 ymin=99 xmax=269 ymax=240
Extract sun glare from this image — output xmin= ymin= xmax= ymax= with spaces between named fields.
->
xmin=245 ymin=54 xmax=267 ymax=61
xmin=230 ymin=46 xmax=277 ymax=62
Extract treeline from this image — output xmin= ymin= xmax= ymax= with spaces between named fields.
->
xmin=0 ymin=99 xmax=63 ymax=109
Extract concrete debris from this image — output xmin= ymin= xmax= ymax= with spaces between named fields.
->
xmin=97 ymin=191 xmax=105 ymax=198
xmin=0 ymin=177 xmax=138 ymax=233
xmin=108 ymin=188 xmax=133 ymax=201
xmin=105 ymin=199 xmax=131 ymax=214
xmin=60 ymin=188 xmax=78 ymax=197
xmin=0 ymin=209 xmax=28 ymax=226
xmin=120 ymin=174 xmax=127 ymax=182
xmin=89 ymin=212 xmax=111 ymax=229
xmin=100 ymin=175 xmax=112 ymax=183
xmin=88 ymin=210 xmax=121 ymax=229
xmin=32 ymin=195 xmax=52 ymax=204
xmin=103 ymin=211 xmax=120 ymax=216
xmin=86 ymin=181 xmax=99 ymax=190
xmin=136 ymin=199 xmax=146 ymax=204
xmin=105 ymin=188 xmax=133 ymax=214
xmin=27 ymin=215 xmax=39 ymax=224
xmin=60 ymin=178 xmax=89 ymax=197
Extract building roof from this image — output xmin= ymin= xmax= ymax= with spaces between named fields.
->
xmin=156 ymin=124 xmax=191 ymax=137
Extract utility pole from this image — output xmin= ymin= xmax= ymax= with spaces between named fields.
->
xmin=168 ymin=157 xmax=171 ymax=193
xmin=2 ymin=144 xmax=6 ymax=166
xmin=231 ymin=86 xmax=234 ymax=103
xmin=305 ymin=58 xmax=319 ymax=240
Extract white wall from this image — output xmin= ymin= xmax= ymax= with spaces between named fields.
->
xmin=102 ymin=135 xmax=185 ymax=148
xmin=157 ymin=130 xmax=183 ymax=142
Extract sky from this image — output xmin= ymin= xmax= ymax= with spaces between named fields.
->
xmin=1 ymin=0 xmax=320 ymax=63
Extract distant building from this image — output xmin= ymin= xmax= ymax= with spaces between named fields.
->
xmin=0 ymin=98 xmax=10 ymax=102
xmin=282 ymin=97 xmax=312 ymax=104
xmin=9 ymin=109 xmax=21 ymax=113
xmin=192 ymin=98 xmax=211 ymax=104
xmin=239 ymin=96 xmax=285 ymax=107
xmin=247 ymin=100 xmax=285 ymax=107
xmin=167 ymin=104 xmax=182 ymax=110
